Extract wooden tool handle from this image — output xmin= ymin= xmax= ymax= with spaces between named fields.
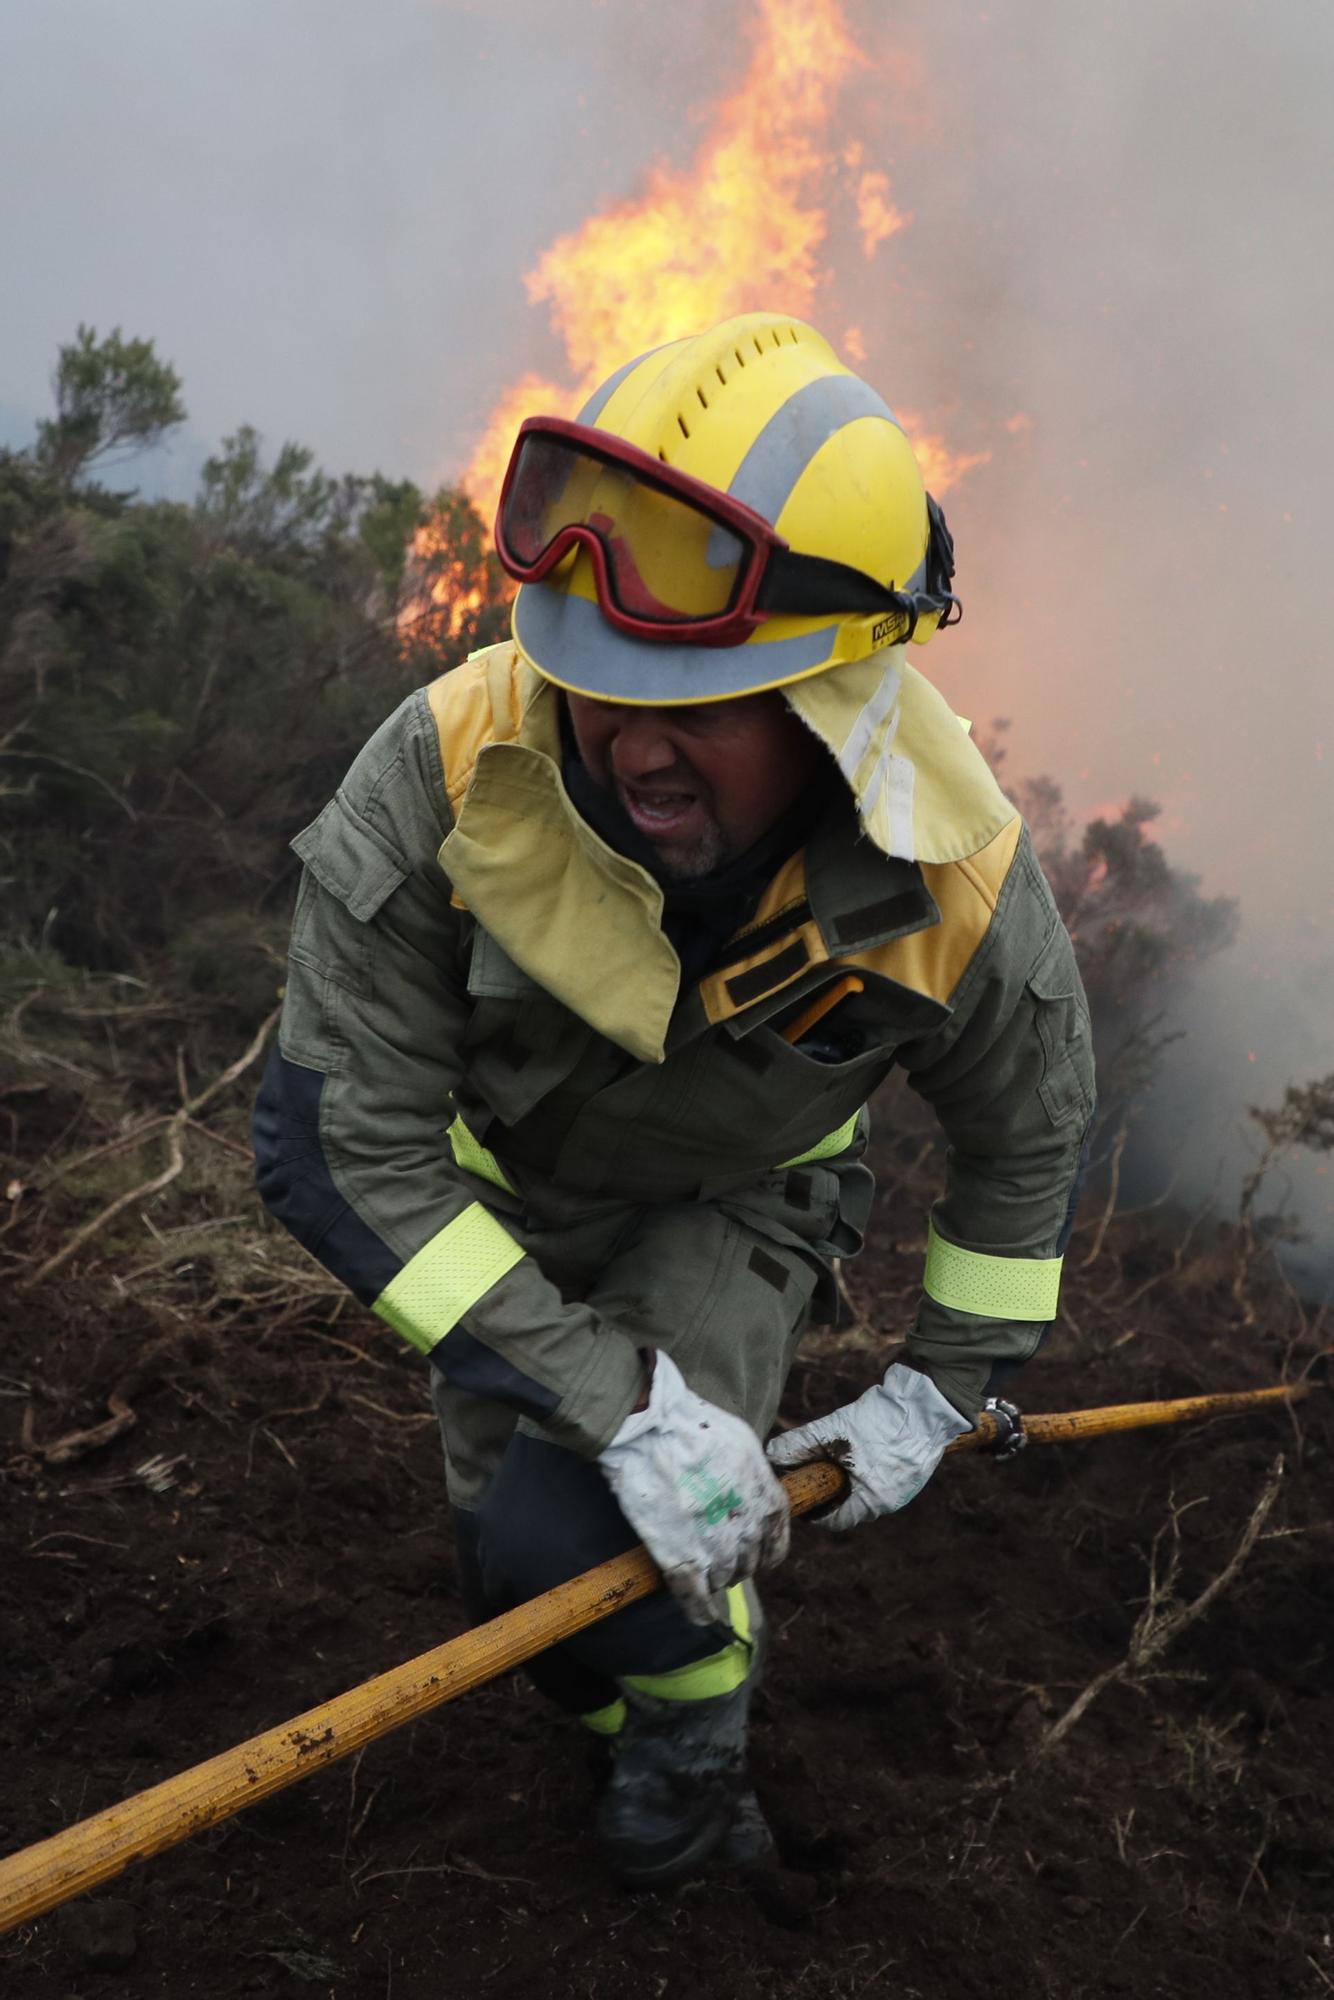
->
xmin=946 ymin=1381 xmax=1308 ymax=1453
xmin=0 ymin=1461 xmax=845 ymax=1934
xmin=0 ymin=1386 xmax=1307 ymax=1935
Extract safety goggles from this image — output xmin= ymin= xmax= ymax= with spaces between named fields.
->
xmin=495 ymin=417 xmax=958 ymax=649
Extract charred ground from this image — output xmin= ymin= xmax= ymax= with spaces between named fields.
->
xmin=3 ymin=350 xmax=1329 ymax=1998
xmin=1 ymin=1085 xmax=1329 ymax=2000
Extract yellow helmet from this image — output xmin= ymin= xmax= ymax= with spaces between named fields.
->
xmin=508 ymin=312 xmax=958 ymax=706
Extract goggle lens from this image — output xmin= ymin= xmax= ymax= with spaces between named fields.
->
xmin=501 ymin=433 xmax=750 ymax=625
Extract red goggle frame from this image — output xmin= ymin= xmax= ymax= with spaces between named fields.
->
xmin=495 ymin=416 xmax=958 ymax=649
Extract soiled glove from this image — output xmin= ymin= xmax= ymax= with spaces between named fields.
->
xmin=766 ymin=1361 xmax=970 ymax=1531
xmin=598 ymin=1351 xmax=791 ymax=1626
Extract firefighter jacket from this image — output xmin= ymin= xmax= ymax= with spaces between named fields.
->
xmin=254 ymin=642 xmax=1095 ymax=1501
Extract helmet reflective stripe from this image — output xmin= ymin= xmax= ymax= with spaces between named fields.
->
xmin=513 ymin=583 xmax=841 ymax=704
xmin=512 ymin=312 xmax=953 ymax=705
xmin=576 ymin=344 xmax=671 ymax=427
xmin=902 ymin=547 xmax=930 ymax=595
xmin=725 ymin=375 xmax=903 ymax=529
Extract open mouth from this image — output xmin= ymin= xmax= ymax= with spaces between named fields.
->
xmin=619 ymin=782 xmax=706 ymax=840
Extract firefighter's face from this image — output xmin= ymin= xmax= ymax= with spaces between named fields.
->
xmin=566 ymin=691 xmax=825 ymax=880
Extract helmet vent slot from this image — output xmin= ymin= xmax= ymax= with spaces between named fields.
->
xmin=676 ymin=414 xmax=690 ymax=439
xmin=696 ymin=386 xmax=709 ymax=409
xmin=716 ymin=364 xmax=727 ymax=385
xmin=734 ymin=348 xmax=746 ymax=367
xmin=753 ymin=336 xmax=765 ymax=355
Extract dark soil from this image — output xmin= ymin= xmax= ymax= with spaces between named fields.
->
xmin=2 ymin=1150 xmax=1331 ymax=1998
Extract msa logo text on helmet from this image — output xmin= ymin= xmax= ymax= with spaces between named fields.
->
xmin=871 ymin=614 xmax=901 ymax=648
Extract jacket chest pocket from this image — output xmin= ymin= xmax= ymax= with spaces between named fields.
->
xmin=718 ymin=973 xmax=920 ymax=1133
xmin=730 ymin=1027 xmax=895 ymax=1155
xmin=460 ymin=929 xmax=600 ymax=1124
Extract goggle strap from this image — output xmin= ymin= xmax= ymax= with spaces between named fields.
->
xmin=757 ymin=549 xmax=892 ymax=616
xmin=757 ymin=552 xmax=958 ymax=640
xmin=925 ymin=494 xmax=957 ymax=593
xmin=757 ymin=491 xmax=960 ymax=630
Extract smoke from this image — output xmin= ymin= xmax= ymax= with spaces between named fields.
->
xmin=449 ymin=0 xmax=1332 ymax=1273
xmin=818 ymin=0 xmax=1333 ymax=1277
xmin=1 ymin=0 xmax=1327 ymax=1270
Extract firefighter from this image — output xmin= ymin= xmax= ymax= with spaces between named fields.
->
xmin=253 ymin=313 xmax=1094 ymax=1887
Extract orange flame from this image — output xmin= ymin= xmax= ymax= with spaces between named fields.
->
xmin=843 ymin=142 xmax=911 ymax=258
xmin=417 ymin=0 xmax=985 ymax=624
xmin=458 ymin=0 xmax=971 ymax=523
xmin=896 ymin=412 xmax=992 ymax=497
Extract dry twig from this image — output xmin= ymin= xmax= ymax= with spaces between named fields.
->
xmin=1035 ymin=1454 xmax=1286 ymax=1759
xmin=21 ymin=1004 xmax=278 ymax=1287
xmin=20 ymin=1393 xmax=137 ymax=1465
xmin=1079 ymin=1121 xmax=1128 ymax=1269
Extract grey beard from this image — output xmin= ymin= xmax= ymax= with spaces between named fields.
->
xmin=611 ymin=774 xmax=729 ymax=881
xmin=650 ymin=821 xmax=729 ymax=881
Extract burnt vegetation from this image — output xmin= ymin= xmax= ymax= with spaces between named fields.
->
xmin=1 ymin=335 xmax=1330 ymax=1998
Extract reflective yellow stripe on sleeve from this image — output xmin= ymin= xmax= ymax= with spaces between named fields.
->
xmin=923 ymin=1220 xmax=1063 ymax=1322
xmin=373 ymin=1203 xmax=525 ymax=1355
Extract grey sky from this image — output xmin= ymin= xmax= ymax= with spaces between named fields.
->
xmin=3 ymin=0 xmax=1331 ymax=1253
xmin=0 ymin=0 xmax=729 ymax=474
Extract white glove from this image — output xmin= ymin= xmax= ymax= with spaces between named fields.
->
xmin=765 ymin=1361 xmax=970 ymax=1531
xmin=598 ymin=1350 xmax=791 ymax=1626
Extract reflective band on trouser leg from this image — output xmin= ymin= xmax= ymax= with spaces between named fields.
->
xmin=581 ymin=1698 xmax=628 ymax=1737
xmin=623 ymin=1584 xmax=755 ymax=1703
xmin=373 ymin=1203 xmax=526 ymax=1355
xmin=923 ymin=1221 xmax=1063 ymax=1321
xmin=448 ymin=1113 xmax=517 ymax=1195
xmin=778 ymin=1110 xmax=862 ymax=1169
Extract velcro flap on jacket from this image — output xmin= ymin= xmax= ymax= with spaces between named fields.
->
xmin=293 ymin=793 xmax=409 ymax=923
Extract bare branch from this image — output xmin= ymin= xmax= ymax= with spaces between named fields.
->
xmin=0 ymin=748 xmax=137 ymax=819
xmin=1079 ymin=1120 xmax=1128 ymax=1269
xmin=19 ymin=1005 xmax=278 ymax=1287
xmin=1035 ymin=1455 xmax=1285 ymax=1759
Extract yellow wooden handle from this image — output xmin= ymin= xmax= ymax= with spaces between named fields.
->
xmin=946 ymin=1381 xmax=1308 ymax=1453
xmin=0 ymin=1460 xmax=843 ymax=1934
xmin=0 ymin=1384 xmax=1307 ymax=1936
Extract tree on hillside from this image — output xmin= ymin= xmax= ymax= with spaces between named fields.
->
xmin=1233 ymin=1071 xmax=1334 ymax=1314
xmin=981 ymin=724 xmax=1238 ymax=1117
xmin=196 ymin=430 xmax=509 ymax=652
xmin=0 ymin=334 xmax=511 ymax=1014
xmin=35 ymin=325 xmax=185 ymax=489
xmin=398 ymin=485 xmax=512 ymax=663
xmin=197 ymin=427 xmax=339 ymax=554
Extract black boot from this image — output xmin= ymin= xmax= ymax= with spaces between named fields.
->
xmin=595 ymin=1676 xmax=772 ymax=1888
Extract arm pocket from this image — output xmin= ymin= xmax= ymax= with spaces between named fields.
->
xmin=289 ymin=793 xmax=410 ymax=998
xmin=1026 ymin=924 xmax=1094 ymax=1130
